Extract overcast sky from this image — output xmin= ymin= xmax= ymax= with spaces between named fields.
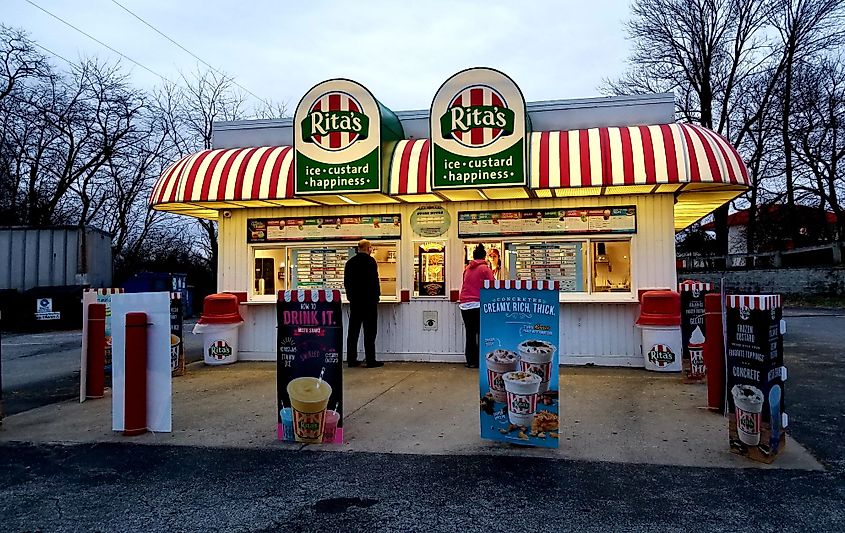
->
xmin=5 ymin=0 xmax=635 ymax=112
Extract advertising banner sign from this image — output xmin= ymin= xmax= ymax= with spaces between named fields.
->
xmin=170 ymin=292 xmax=185 ymax=377
xmin=479 ymin=280 xmax=560 ymax=448
xmin=294 ymin=79 xmax=403 ymax=195
xmin=679 ymin=281 xmax=713 ymax=383
xmin=431 ymin=68 xmax=528 ymax=189
xmin=277 ymin=290 xmax=344 ymax=444
xmin=725 ymin=294 xmax=786 ymax=463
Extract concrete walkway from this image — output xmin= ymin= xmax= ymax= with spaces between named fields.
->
xmin=0 ymin=362 xmax=822 ymax=470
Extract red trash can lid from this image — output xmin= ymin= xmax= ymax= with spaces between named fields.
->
xmin=637 ymin=290 xmax=680 ymax=326
xmin=198 ymin=293 xmax=243 ymax=324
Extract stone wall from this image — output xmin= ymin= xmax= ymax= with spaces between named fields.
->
xmin=678 ymin=267 xmax=845 ymax=296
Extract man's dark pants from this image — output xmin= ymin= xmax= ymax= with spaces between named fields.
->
xmin=347 ymin=301 xmax=378 ymax=364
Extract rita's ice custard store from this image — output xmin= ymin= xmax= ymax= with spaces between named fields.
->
xmin=150 ymin=68 xmax=748 ymax=366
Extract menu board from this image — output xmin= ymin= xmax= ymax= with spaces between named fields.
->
xmin=291 ymin=248 xmax=353 ymax=290
xmin=248 ymin=215 xmax=401 ymax=243
xmin=509 ymin=242 xmax=584 ymax=292
xmin=458 ymin=207 xmax=636 ymax=238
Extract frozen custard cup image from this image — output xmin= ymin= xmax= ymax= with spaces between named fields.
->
xmin=286 ymin=377 xmax=333 ymax=443
xmin=517 ymin=339 xmax=556 ymax=394
xmin=502 ymin=371 xmax=542 ymax=427
xmin=732 ymin=384 xmax=764 ymax=446
xmin=485 ymin=349 xmax=518 ymax=403
xmin=688 ymin=326 xmax=706 ymax=378
xmin=170 ymin=334 xmax=180 ymax=371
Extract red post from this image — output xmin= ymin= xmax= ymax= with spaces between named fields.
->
xmin=85 ymin=303 xmax=106 ymax=399
xmin=704 ymin=293 xmax=725 ymax=412
xmin=124 ymin=312 xmax=148 ymax=436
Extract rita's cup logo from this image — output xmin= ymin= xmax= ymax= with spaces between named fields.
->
xmin=209 ymin=339 xmax=233 ymax=360
xmin=300 ymin=91 xmax=369 ymax=151
xmin=647 ymin=344 xmax=676 ymax=367
xmin=440 ymin=85 xmax=515 ymax=148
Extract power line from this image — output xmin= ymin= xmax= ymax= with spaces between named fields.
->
xmin=32 ymin=42 xmax=73 ymax=66
xmin=108 ymin=0 xmax=271 ymax=106
xmin=22 ymin=0 xmax=176 ymax=85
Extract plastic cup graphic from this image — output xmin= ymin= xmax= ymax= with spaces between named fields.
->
xmin=688 ymin=326 xmax=706 ymax=378
xmin=322 ymin=410 xmax=340 ymax=443
xmin=769 ymin=385 xmax=782 ymax=450
xmin=485 ymin=349 xmax=518 ymax=403
xmin=503 ymin=371 xmax=542 ymax=427
xmin=286 ymin=377 xmax=332 ymax=443
xmin=170 ymin=334 xmax=180 ymax=371
xmin=517 ymin=339 xmax=556 ymax=394
xmin=280 ymin=408 xmax=295 ymax=441
xmin=732 ymin=385 xmax=764 ymax=446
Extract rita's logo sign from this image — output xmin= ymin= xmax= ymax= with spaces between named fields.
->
xmin=301 ymin=92 xmax=369 ymax=151
xmin=209 ymin=339 xmax=233 ymax=360
xmin=440 ymin=85 xmax=515 ymax=148
xmin=647 ymin=344 xmax=676 ymax=367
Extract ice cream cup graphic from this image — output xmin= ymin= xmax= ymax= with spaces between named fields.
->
xmin=502 ymin=371 xmax=542 ymax=427
xmin=517 ymin=339 xmax=556 ymax=394
xmin=732 ymin=384 xmax=764 ymax=446
xmin=287 ymin=377 xmax=332 ymax=443
xmin=322 ymin=409 xmax=340 ymax=443
xmin=485 ymin=349 xmax=518 ymax=403
xmin=688 ymin=326 xmax=706 ymax=378
xmin=170 ymin=334 xmax=180 ymax=371
xmin=279 ymin=407 xmax=295 ymax=441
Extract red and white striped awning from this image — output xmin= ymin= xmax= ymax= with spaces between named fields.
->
xmin=150 ymin=146 xmax=302 ymax=217
xmin=151 ymin=122 xmax=748 ymax=229
xmin=388 ymin=139 xmax=431 ymax=196
xmin=530 ymin=123 xmax=748 ymax=189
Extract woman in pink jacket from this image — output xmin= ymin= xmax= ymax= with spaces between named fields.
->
xmin=459 ymin=244 xmax=496 ymax=368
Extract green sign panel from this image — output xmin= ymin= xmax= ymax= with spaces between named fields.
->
xmin=294 ymin=79 xmax=403 ymax=195
xmin=430 ymin=68 xmax=529 ymax=189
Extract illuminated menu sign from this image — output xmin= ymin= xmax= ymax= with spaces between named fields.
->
xmin=247 ymin=215 xmax=401 ymax=243
xmin=458 ymin=207 xmax=636 ymax=238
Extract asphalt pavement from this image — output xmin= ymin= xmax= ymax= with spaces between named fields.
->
xmin=0 ymin=320 xmax=202 ymax=416
xmin=0 ymin=308 xmax=843 ymax=532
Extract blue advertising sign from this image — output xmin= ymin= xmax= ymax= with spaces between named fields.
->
xmin=479 ymin=280 xmax=560 ymax=448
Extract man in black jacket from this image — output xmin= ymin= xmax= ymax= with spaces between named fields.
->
xmin=344 ymin=239 xmax=383 ymax=368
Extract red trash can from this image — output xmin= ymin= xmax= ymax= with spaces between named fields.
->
xmin=192 ymin=294 xmax=244 ymax=365
xmin=637 ymin=290 xmax=682 ymax=372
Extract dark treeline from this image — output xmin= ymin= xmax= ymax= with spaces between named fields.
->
xmin=0 ymin=25 xmax=286 ymax=290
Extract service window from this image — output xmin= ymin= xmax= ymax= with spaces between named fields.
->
xmin=504 ymin=241 xmax=587 ymax=292
xmin=462 ymin=241 xmax=506 ymax=280
xmin=370 ymin=242 xmax=398 ymax=300
xmin=414 ymin=242 xmax=446 ymax=297
xmin=253 ymin=247 xmax=287 ymax=298
xmin=289 ymin=246 xmax=355 ymax=292
xmin=286 ymin=242 xmax=399 ymax=301
xmin=591 ymin=240 xmax=631 ymax=293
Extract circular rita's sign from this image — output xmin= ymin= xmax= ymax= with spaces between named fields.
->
xmin=293 ymin=79 xmax=403 ymax=195
xmin=430 ymin=67 xmax=527 ymax=190
xmin=647 ymin=343 xmax=676 ymax=368
xmin=209 ymin=339 xmax=233 ymax=360
xmin=301 ymin=91 xmax=369 ymax=152
xmin=444 ymin=85 xmax=513 ymax=148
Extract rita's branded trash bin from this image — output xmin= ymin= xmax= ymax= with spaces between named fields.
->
xmin=192 ymin=294 xmax=243 ymax=365
xmin=637 ymin=290 xmax=682 ymax=372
